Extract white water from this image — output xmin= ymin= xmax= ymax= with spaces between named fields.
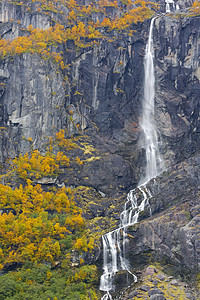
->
xmin=139 ymin=18 xmax=165 ymax=185
xmin=100 ymin=185 xmax=153 ymax=298
xmin=165 ymin=0 xmax=179 ymax=13
xmin=100 ymin=18 xmax=164 ymax=299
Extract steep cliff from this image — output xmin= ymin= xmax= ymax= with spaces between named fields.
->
xmin=0 ymin=3 xmax=199 ymax=193
xmin=0 ymin=0 xmax=199 ymax=299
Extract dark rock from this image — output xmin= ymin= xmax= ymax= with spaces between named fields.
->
xmin=0 ymin=12 xmax=199 ymax=197
xmin=124 ymin=154 xmax=200 ymax=279
xmin=185 ymin=293 xmax=195 ymax=300
xmin=114 ymin=270 xmax=136 ymax=292
xmin=156 ymin=274 xmax=166 ymax=282
xmin=144 ymin=266 xmax=156 ymax=276
xmin=0 ymin=1 xmax=199 ymax=298
xmin=170 ymin=279 xmax=179 ymax=286
xmin=140 ymin=285 xmax=150 ymax=292
xmin=149 ymin=295 xmax=166 ymax=300
xmin=148 ymin=288 xmax=164 ymax=296
xmin=152 ymin=279 xmax=158 ymax=285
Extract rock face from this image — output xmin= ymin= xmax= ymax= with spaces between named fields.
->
xmin=0 ymin=0 xmax=200 ymax=297
xmin=0 ymin=4 xmax=199 ymax=191
xmin=0 ymin=55 xmax=65 ymax=160
xmin=117 ymin=265 xmax=197 ymax=299
xmin=126 ymin=154 xmax=200 ymax=275
xmin=154 ymin=16 xmax=200 ymax=165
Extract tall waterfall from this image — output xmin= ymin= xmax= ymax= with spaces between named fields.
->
xmin=139 ymin=17 xmax=165 ymax=185
xmin=100 ymin=18 xmax=164 ymax=300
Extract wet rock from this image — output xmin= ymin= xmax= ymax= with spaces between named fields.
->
xmin=114 ymin=270 xmax=136 ymax=292
xmin=0 ymin=13 xmax=199 ymax=195
xmin=124 ymin=153 xmax=200 ymax=278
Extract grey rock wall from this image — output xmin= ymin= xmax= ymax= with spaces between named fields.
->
xmin=0 ymin=1 xmax=199 ymax=192
xmin=0 ymin=54 xmax=65 ymax=159
xmin=123 ymin=154 xmax=200 ymax=283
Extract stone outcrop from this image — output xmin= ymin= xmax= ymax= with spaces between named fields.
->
xmin=116 ymin=265 xmax=197 ymax=299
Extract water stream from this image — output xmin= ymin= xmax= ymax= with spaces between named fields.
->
xmin=100 ymin=18 xmax=165 ymax=299
xmin=165 ymin=0 xmax=179 ymax=13
xmin=139 ymin=17 xmax=165 ymax=185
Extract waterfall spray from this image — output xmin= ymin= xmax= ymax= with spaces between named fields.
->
xmin=100 ymin=18 xmax=165 ymax=299
xmin=139 ymin=17 xmax=165 ymax=185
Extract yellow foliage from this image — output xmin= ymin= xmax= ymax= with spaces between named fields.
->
xmin=74 ymin=235 xmax=95 ymax=253
xmin=0 ymin=180 xmax=86 ymax=267
xmin=0 ymin=129 xmax=100 ymax=268
xmin=189 ymin=0 xmax=200 ymax=15
xmin=8 ymin=129 xmax=82 ymax=181
xmin=0 ymin=0 xmax=155 ymax=69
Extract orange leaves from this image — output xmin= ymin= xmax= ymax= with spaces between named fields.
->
xmin=11 ymin=129 xmax=81 ymax=181
xmin=111 ymin=0 xmax=154 ymax=31
xmin=55 ymin=129 xmax=77 ymax=150
xmin=56 ymin=151 xmax=70 ymax=166
xmin=74 ymin=237 xmax=88 ymax=252
xmin=0 ymin=181 xmax=79 ymax=216
xmin=189 ymin=0 xmax=200 ymax=15
xmin=101 ymin=17 xmax=112 ymax=29
xmin=0 ymin=128 xmax=99 ymax=269
xmin=0 ymin=25 xmax=67 ymax=68
xmin=27 ymin=24 xmax=33 ymax=32
xmin=53 ymin=192 xmax=70 ymax=213
xmin=0 ymin=182 xmax=85 ymax=267
xmin=0 ymin=0 xmax=157 ymax=70
xmin=65 ymin=213 xmax=85 ymax=232
xmin=13 ymin=150 xmax=59 ymax=180
xmin=98 ymin=0 xmax=118 ymax=8
xmin=0 ymin=0 xmax=155 ymax=69
xmin=74 ymin=236 xmax=94 ymax=253
xmin=68 ymin=0 xmax=77 ymax=9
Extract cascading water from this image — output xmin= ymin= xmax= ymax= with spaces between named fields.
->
xmin=139 ymin=17 xmax=165 ymax=185
xmin=100 ymin=18 xmax=165 ymax=299
xmin=100 ymin=185 xmax=153 ymax=299
xmin=165 ymin=0 xmax=179 ymax=13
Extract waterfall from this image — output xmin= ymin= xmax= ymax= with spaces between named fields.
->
xmin=139 ymin=17 xmax=165 ymax=185
xmin=100 ymin=185 xmax=152 ymax=299
xmin=166 ymin=2 xmax=171 ymax=13
xmin=100 ymin=18 xmax=164 ymax=299
xmin=165 ymin=0 xmax=179 ymax=13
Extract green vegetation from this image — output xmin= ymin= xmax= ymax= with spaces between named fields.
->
xmin=0 ymin=262 xmax=98 ymax=299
